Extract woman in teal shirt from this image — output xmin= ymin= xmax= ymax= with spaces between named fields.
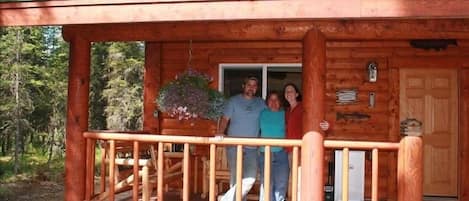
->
xmin=259 ymin=91 xmax=289 ymax=201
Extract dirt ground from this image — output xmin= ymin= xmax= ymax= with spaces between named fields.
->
xmin=0 ymin=180 xmax=206 ymax=201
xmin=0 ymin=180 xmax=64 ymax=201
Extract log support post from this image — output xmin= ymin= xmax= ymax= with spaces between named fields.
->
xmin=301 ymin=28 xmax=326 ymax=201
xmin=65 ymin=36 xmax=91 ymax=201
xmin=397 ymin=136 xmax=423 ymax=201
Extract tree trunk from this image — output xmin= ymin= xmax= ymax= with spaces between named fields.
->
xmin=47 ymin=107 xmax=57 ymax=167
xmin=47 ymin=129 xmax=55 ymax=167
xmin=5 ymin=133 xmax=11 ymax=156
xmin=13 ymin=28 xmax=22 ymax=174
xmin=1 ymin=137 xmax=6 ymax=156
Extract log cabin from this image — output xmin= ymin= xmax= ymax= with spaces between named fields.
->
xmin=1 ymin=1 xmax=469 ymax=201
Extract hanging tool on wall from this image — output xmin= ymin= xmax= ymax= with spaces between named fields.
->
xmin=336 ymin=112 xmax=371 ymax=121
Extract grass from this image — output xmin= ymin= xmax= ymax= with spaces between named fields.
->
xmin=0 ymin=143 xmax=106 ymax=182
xmin=0 ymin=144 xmax=106 ymax=201
xmin=0 ymin=147 xmax=65 ymax=200
xmin=0 ymin=147 xmax=64 ymax=183
xmin=94 ymin=146 xmax=103 ymax=175
xmin=0 ymin=186 xmax=11 ymax=197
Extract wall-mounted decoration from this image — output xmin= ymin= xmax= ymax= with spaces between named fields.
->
xmin=336 ymin=112 xmax=370 ymax=121
xmin=336 ymin=89 xmax=357 ymax=104
xmin=400 ymin=118 xmax=423 ymax=136
xmin=368 ymin=92 xmax=375 ymax=108
xmin=367 ymin=61 xmax=378 ymax=82
xmin=409 ymin=39 xmax=457 ymax=51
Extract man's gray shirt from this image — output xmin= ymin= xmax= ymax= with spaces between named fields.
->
xmin=223 ymin=94 xmax=266 ymax=138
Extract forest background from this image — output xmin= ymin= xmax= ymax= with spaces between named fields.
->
xmin=0 ymin=26 xmax=144 ymax=200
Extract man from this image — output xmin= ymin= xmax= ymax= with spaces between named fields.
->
xmin=217 ymin=76 xmax=266 ymax=201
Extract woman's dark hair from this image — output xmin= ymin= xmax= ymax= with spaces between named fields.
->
xmin=283 ymin=83 xmax=302 ymax=106
xmin=265 ymin=90 xmax=283 ymax=107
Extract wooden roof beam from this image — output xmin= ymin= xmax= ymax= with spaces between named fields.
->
xmin=62 ymin=19 xmax=469 ymax=42
xmin=2 ymin=0 xmax=469 ymax=26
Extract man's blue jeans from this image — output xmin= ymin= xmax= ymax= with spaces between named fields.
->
xmin=220 ymin=146 xmax=258 ymax=201
xmin=259 ymin=150 xmax=289 ymax=201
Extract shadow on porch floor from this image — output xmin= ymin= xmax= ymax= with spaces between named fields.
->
xmin=113 ymin=191 xmax=208 ymax=201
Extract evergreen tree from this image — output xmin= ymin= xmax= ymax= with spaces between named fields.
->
xmin=102 ymin=42 xmax=144 ymax=130
xmin=0 ymin=26 xmax=68 ymax=172
xmin=90 ymin=42 xmax=111 ymax=130
xmin=0 ymin=27 xmax=39 ymax=173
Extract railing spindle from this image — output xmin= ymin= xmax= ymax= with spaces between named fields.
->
xmin=194 ymin=155 xmax=198 ymax=193
xmin=100 ymin=141 xmax=106 ymax=194
xmin=264 ymin=146 xmax=271 ymax=201
xmin=142 ymin=165 xmax=149 ymax=201
xmin=85 ymin=138 xmax=94 ymax=201
xmin=291 ymin=146 xmax=299 ymax=201
xmin=236 ymin=145 xmax=243 ymax=201
xmin=183 ymin=143 xmax=190 ymax=201
xmin=372 ymin=148 xmax=379 ymax=201
xmin=109 ymin=140 xmax=116 ymax=201
xmin=342 ymin=148 xmax=349 ymax=201
xmin=157 ymin=142 xmax=164 ymax=201
xmin=209 ymin=144 xmax=216 ymax=201
xmin=132 ymin=141 xmax=139 ymax=201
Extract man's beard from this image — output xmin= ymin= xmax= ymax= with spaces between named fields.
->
xmin=244 ymin=90 xmax=255 ymax=97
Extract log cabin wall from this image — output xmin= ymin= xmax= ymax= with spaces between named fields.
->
xmin=157 ymin=40 xmax=469 ymax=200
xmin=158 ymin=42 xmax=303 ymax=136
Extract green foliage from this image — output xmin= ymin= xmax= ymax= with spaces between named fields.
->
xmin=0 ymin=147 xmax=64 ymax=182
xmin=207 ymin=88 xmax=225 ymax=120
xmin=0 ymin=26 xmax=68 ymax=174
xmin=102 ymin=42 xmax=144 ymax=130
xmin=90 ymin=42 xmax=111 ymax=130
xmin=0 ymin=26 xmax=145 ymax=182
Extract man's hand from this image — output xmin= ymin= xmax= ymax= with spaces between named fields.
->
xmin=319 ymin=120 xmax=330 ymax=131
xmin=213 ymin=134 xmax=224 ymax=141
xmin=217 ymin=116 xmax=229 ymax=135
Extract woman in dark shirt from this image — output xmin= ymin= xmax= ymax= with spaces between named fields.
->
xmin=283 ymin=83 xmax=330 ymax=153
xmin=284 ymin=83 xmax=303 ymax=142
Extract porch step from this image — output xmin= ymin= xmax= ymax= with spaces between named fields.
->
xmin=423 ymin=196 xmax=458 ymax=201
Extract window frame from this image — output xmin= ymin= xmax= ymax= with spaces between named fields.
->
xmin=218 ymin=63 xmax=302 ymax=99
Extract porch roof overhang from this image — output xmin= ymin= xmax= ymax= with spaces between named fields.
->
xmin=61 ymin=19 xmax=469 ymax=42
xmin=1 ymin=0 xmax=469 ymax=27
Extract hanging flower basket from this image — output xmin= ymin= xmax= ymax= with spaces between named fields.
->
xmin=156 ymin=69 xmax=224 ymax=121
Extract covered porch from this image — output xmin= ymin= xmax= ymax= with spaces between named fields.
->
xmin=2 ymin=1 xmax=469 ymax=201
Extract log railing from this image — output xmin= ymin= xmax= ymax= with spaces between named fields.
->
xmin=83 ymin=131 xmax=422 ymax=201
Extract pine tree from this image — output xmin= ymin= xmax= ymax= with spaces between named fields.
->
xmin=102 ymin=42 xmax=144 ymax=130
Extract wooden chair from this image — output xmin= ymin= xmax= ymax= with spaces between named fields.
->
xmin=201 ymin=146 xmax=229 ymax=198
xmin=97 ymin=141 xmax=184 ymax=201
xmin=201 ymin=146 xmax=259 ymax=200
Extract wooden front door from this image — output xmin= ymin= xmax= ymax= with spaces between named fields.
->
xmin=400 ymin=69 xmax=458 ymax=196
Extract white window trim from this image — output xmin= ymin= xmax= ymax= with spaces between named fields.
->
xmin=219 ymin=63 xmax=302 ymax=99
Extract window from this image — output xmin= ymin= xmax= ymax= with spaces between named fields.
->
xmin=219 ymin=63 xmax=302 ymax=99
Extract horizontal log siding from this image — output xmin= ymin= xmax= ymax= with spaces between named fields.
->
xmin=157 ymin=40 xmax=469 ymax=200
